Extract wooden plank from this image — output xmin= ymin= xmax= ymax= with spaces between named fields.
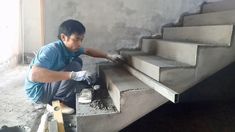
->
xmin=48 ymin=120 xmax=59 ymax=132
xmin=52 ymin=100 xmax=65 ymax=132
xmin=123 ymin=64 xmax=179 ymax=103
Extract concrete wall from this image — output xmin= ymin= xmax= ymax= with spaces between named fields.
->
xmin=22 ymin=0 xmax=42 ymax=59
xmin=44 ymin=0 xmax=220 ymax=72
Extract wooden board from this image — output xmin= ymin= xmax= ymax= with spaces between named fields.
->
xmin=52 ymin=100 xmax=65 ymax=132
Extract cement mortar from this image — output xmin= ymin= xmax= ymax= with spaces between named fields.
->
xmin=76 ymin=85 xmax=117 ymax=116
xmin=90 ymin=98 xmax=116 ymax=111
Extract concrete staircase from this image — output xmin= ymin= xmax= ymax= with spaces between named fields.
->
xmin=75 ymin=1 xmax=235 ymax=132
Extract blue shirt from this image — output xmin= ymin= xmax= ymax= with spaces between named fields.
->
xmin=24 ymin=40 xmax=85 ymax=103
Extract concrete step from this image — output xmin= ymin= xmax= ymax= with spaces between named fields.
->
xmin=141 ymin=39 xmax=198 ymax=65
xmin=76 ymin=66 xmax=168 ymax=132
xmin=184 ymin=10 xmax=235 ymax=26
xmin=102 ymin=67 xmax=155 ymax=112
xmin=202 ymin=0 xmax=235 ymax=13
xmin=125 ymin=55 xmax=192 ymax=81
xmin=163 ymin=25 xmax=233 ymax=46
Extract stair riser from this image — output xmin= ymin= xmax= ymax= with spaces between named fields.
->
xmin=160 ymin=68 xmax=196 ymax=93
xmin=184 ymin=10 xmax=235 ymax=26
xmin=127 ymin=56 xmax=160 ymax=81
xmin=162 ymin=37 xmax=235 ymax=93
xmin=106 ymin=77 xmax=121 ymax=112
xmin=196 ymin=45 xmax=235 ymax=83
xmin=203 ymin=1 xmax=235 ymax=13
xmin=102 ymin=67 xmax=157 ymax=112
xmin=142 ymin=39 xmax=198 ymax=65
xmin=163 ymin=25 xmax=233 ymax=46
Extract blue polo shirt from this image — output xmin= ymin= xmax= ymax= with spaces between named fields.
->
xmin=24 ymin=40 xmax=85 ymax=103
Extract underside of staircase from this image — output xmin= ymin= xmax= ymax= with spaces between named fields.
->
xmin=74 ymin=1 xmax=235 ymax=132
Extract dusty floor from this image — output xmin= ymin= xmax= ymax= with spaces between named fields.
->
xmin=0 ymin=65 xmax=44 ymax=130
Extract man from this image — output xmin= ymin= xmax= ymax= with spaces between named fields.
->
xmin=25 ymin=19 xmax=122 ymax=114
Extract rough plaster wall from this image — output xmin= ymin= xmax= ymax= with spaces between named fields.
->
xmin=44 ymin=0 xmax=221 ymax=72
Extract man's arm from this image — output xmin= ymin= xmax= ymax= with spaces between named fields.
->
xmin=84 ymin=48 xmax=123 ymax=63
xmin=84 ymin=48 xmax=108 ymax=58
xmin=29 ymin=66 xmax=71 ymax=83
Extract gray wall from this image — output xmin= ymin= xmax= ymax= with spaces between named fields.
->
xmin=22 ymin=0 xmax=42 ymax=54
xmin=44 ymin=0 xmax=220 ymax=72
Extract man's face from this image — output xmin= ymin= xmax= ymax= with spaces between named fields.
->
xmin=61 ymin=33 xmax=85 ymax=52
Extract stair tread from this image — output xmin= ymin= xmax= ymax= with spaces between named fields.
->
xmin=103 ymin=67 xmax=151 ymax=92
xmin=133 ymin=55 xmax=192 ymax=68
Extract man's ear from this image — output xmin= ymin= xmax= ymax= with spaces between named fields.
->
xmin=60 ymin=33 xmax=67 ymax=41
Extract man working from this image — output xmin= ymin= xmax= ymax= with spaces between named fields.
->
xmin=24 ymin=19 xmax=122 ymax=114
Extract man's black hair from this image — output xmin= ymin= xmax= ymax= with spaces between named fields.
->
xmin=58 ymin=19 xmax=86 ymax=39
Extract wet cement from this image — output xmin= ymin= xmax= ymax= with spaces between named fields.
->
xmin=76 ymin=87 xmax=117 ymax=116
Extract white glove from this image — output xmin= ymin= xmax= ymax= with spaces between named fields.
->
xmin=70 ymin=71 xmax=87 ymax=81
xmin=70 ymin=71 xmax=91 ymax=83
xmin=106 ymin=54 xmax=123 ymax=63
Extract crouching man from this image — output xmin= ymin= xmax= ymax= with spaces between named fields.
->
xmin=24 ymin=19 xmax=122 ymax=114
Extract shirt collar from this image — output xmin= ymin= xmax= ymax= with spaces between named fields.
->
xmin=58 ymin=40 xmax=76 ymax=57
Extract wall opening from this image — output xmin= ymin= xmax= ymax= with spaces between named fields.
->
xmin=0 ymin=0 xmax=21 ymax=71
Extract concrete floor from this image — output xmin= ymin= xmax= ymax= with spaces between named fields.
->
xmin=0 ymin=65 xmax=44 ymax=130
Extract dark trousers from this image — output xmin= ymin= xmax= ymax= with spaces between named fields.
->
xmin=39 ymin=57 xmax=88 ymax=107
